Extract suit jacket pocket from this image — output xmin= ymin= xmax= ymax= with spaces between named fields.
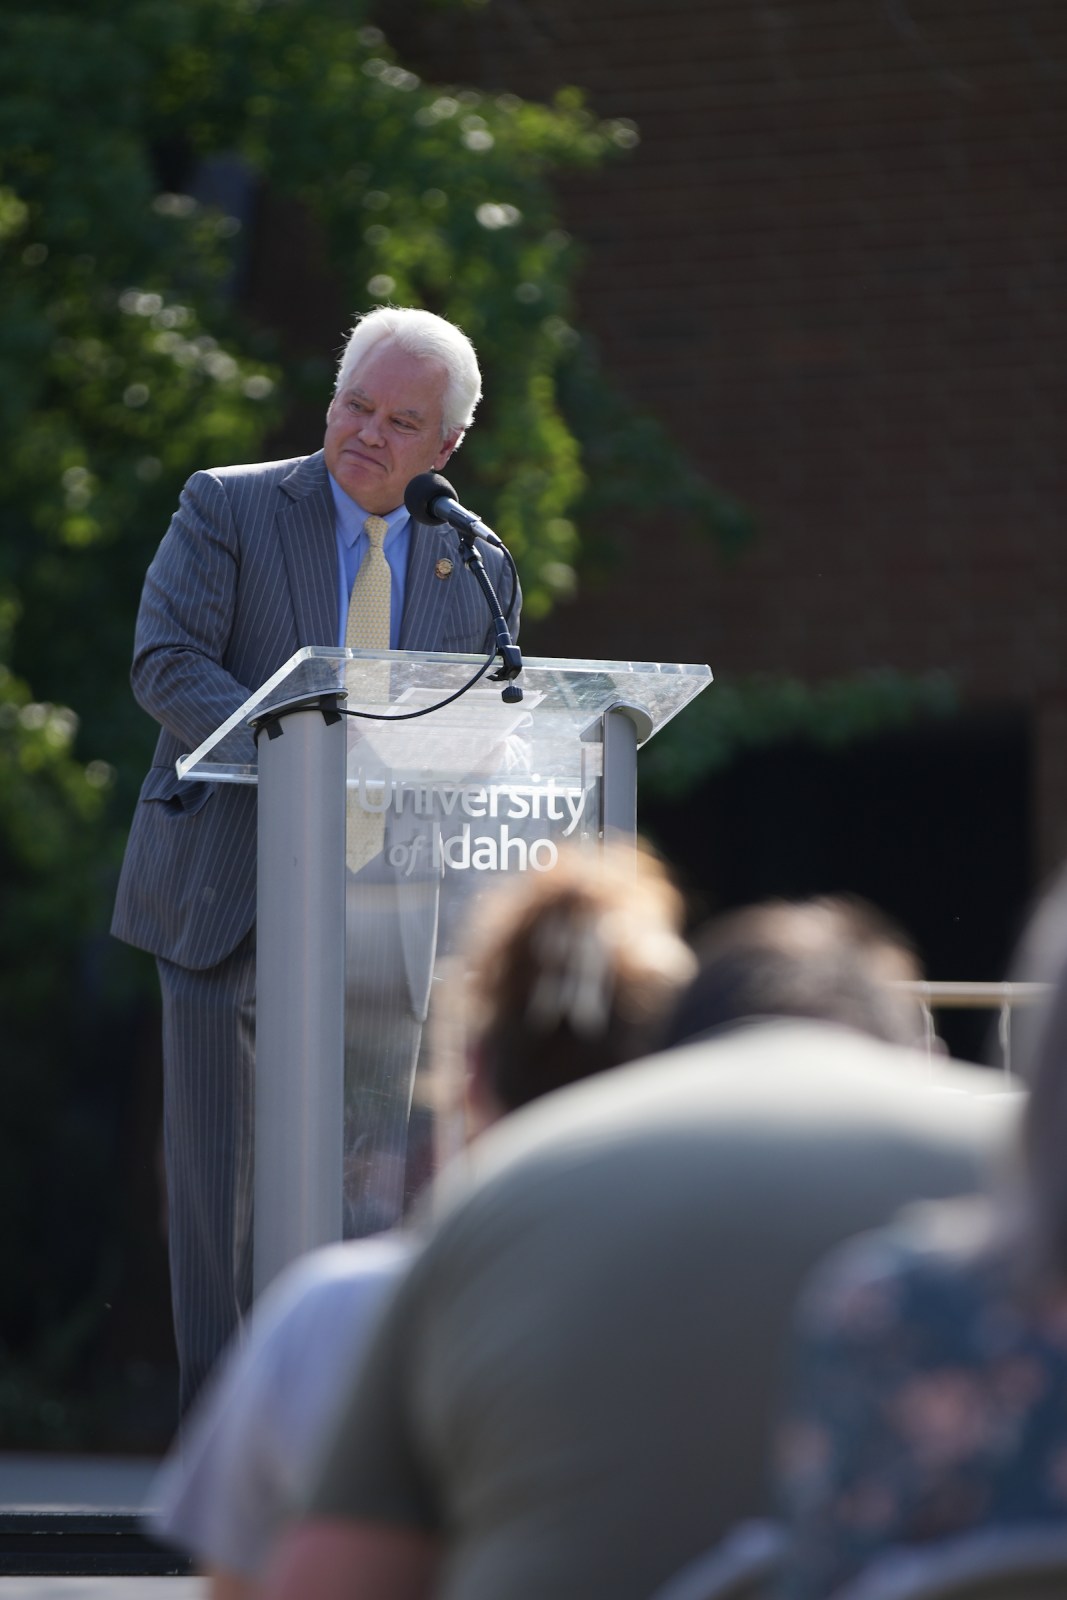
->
xmin=139 ymin=765 xmax=215 ymax=816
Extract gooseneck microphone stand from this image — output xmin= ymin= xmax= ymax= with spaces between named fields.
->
xmin=454 ymin=532 xmax=523 ymax=702
xmin=404 ymin=471 xmax=524 ymax=704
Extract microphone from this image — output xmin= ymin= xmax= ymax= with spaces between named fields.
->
xmin=404 ymin=472 xmax=505 ymax=549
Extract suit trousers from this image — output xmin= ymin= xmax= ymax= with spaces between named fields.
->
xmin=158 ymin=930 xmax=257 ymax=1418
xmin=158 ymin=878 xmax=426 ymax=1416
xmin=342 ymin=865 xmax=426 ymax=1237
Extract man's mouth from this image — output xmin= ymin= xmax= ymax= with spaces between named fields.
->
xmin=343 ymin=447 xmax=386 ymax=471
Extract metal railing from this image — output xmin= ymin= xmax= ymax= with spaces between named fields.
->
xmin=900 ymin=981 xmax=1049 ymax=1075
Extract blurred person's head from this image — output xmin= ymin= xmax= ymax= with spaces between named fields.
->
xmin=663 ymin=894 xmax=927 ymax=1051
xmin=457 ymin=842 xmax=695 ymax=1134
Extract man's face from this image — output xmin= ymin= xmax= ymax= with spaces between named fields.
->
xmin=324 ymin=340 xmax=457 ymax=514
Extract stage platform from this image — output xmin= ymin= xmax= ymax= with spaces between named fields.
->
xmin=0 ymin=1455 xmax=200 ymax=1596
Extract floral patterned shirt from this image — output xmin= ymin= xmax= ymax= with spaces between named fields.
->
xmin=774 ymin=1199 xmax=1067 ymax=1599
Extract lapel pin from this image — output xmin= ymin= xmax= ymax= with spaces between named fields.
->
xmin=434 ymin=558 xmax=454 ymax=580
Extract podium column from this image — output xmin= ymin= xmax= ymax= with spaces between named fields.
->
xmin=252 ymin=694 xmax=346 ymax=1296
xmin=602 ymin=704 xmax=652 ymax=838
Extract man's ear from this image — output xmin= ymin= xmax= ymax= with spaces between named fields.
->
xmin=433 ymin=430 xmax=462 ymax=471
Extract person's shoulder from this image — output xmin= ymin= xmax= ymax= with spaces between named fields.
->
xmin=175 ymin=451 xmax=320 ymax=496
xmin=461 ymin=1021 xmax=1015 ymax=1171
xmin=419 ymin=1022 xmax=1018 ymax=1254
xmin=257 ymin=1233 xmax=417 ymax=1331
xmin=202 ymin=451 xmax=322 ymax=488
xmin=796 ymin=1194 xmax=1009 ymax=1344
xmin=677 ymin=1018 xmax=1021 ymax=1134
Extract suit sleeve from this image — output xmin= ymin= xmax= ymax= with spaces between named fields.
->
xmin=131 ymin=469 xmax=256 ymax=753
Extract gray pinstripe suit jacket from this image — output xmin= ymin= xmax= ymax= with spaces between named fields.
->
xmin=111 ymin=449 xmax=518 ymax=973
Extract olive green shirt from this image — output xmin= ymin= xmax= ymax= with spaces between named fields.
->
xmin=308 ymin=1021 xmax=1018 ymax=1600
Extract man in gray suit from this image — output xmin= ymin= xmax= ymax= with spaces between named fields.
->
xmin=112 ymin=306 xmax=518 ymax=1414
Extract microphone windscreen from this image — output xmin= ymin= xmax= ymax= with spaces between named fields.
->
xmin=404 ymin=471 xmax=456 ymax=524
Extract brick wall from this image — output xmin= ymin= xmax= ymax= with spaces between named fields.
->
xmin=389 ymin=0 xmax=1067 ymax=870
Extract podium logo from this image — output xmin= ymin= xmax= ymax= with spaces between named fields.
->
xmin=388 ymin=826 xmax=560 ymax=876
xmin=347 ymin=772 xmax=592 ymax=876
xmin=348 ymin=772 xmax=588 ymax=829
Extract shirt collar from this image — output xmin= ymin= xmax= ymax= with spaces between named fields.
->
xmin=327 ymin=473 xmax=407 ymax=548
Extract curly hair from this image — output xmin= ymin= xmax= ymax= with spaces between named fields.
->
xmin=458 ymin=842 xmax=695 ymax=1114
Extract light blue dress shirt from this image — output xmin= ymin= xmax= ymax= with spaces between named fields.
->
xmin=329 ymin=473 xmax=411 ymax=650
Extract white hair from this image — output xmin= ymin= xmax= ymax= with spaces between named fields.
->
xmin=334 ymin=305 xmax=482 ymax=441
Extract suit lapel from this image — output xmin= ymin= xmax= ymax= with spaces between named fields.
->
xmin=400 ymin=519 xmax=462 ymax=651
xmin=277 ymin=451 xmax=339 ymax=647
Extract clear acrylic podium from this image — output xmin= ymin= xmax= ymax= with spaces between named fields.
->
xmin=178 ymin=646 xmax=712 ymax=1293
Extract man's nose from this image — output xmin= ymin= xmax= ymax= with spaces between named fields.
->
xmin=358 ymin=411 xmax=385 ymax=445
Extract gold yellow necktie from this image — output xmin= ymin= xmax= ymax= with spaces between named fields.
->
xmin=345 ymin=515 xmax=392 ymax=650
xmin=345 ymin=515 xmax=392 ymax=872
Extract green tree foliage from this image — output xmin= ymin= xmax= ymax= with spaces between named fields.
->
xmin=0 ymin=606 xmax=121 ymax=1440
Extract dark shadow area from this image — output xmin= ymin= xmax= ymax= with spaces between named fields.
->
xmin=1 ymin=935 xmax=178 ymax=1456
xmin=640 ymin=708 xmax=1035 ymax=1065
